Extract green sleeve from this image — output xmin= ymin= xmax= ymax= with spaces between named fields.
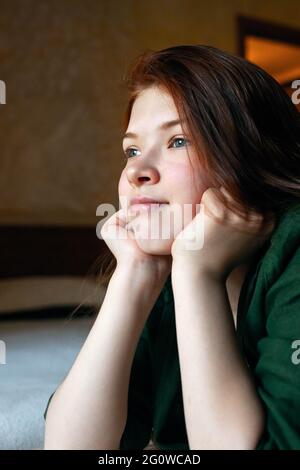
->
xmin=254 ymin=245 xmax=300 ymax=449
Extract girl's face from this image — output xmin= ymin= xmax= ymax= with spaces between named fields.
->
xmin=118 ymin=85 xmax=210 ymax=255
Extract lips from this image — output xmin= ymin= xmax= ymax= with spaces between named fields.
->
xmin=130 ymin=197 xmax=168 ymax=212
xmin=130 ymin=196 xmax=168 ymax=206
xmin=129 ymin=202 xmax=168 ymax=214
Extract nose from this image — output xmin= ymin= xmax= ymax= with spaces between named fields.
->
xmin=126 ymin=164 xmax=160 ymax=187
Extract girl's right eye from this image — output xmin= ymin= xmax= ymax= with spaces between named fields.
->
xmin=123 ymin=147 xmax=141 ymax=159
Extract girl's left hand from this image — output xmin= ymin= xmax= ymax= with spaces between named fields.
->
xmin=171 ymin=187 xmax=276 ymax=280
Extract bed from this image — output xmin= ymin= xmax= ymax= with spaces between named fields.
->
xmin=0 ymin=224 xmax=106 ymax=449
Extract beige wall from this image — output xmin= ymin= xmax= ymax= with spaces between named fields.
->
xmin=0 ymin=0 xmax=300 ymax=226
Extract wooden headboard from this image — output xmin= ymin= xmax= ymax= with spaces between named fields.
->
xmin=0 ymin=225 xmax=107 ymax=279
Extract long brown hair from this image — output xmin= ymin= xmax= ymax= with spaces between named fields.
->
xmin=95 ymin=44 xmax=300 ymax=289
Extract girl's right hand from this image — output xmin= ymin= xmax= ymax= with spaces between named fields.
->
xmin=100 ymin=208 xmax=172 ymax=280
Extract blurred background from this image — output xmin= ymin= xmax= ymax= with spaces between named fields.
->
xmin=0 ymin=0 xmax=299 ymax=450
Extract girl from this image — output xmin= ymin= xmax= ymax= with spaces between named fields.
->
xmin=44 ymin=44 xmax=300 ymax=450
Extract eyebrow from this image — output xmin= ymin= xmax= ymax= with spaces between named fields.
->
xmin=123 ymin=119 xmax=184 ymax=140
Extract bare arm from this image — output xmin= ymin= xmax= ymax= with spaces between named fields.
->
xmin=44 ymin=262 xmax=167 ymax=449
xmin=171 ymin=261 xmax=265 ymax=450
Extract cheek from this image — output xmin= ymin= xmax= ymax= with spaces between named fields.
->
xmin=166 ymin=164 xmax=190 ymax=186
xmin=166 ymin=164 xmax=205 ymax=205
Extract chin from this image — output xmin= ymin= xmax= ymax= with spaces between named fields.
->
xmin=127 ymin=203 xmax=191 ymax=255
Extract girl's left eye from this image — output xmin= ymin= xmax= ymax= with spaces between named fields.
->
xmin=169 ymin=137 xmax=190 ymax=148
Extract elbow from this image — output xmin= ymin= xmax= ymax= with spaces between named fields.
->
xmin=189 ymin=406 xmax=266 ymax=450
xmin=44 ymin=417 xmax=66 ymax=450
xmin=232 ymin=406 xmax=267 ymax=450
xmin=44 ymin=416 xmax=122 ymax=450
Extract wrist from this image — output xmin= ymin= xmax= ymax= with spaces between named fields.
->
xmin=171 ymin=257 xmax=227 ymax=284
xmin=115 ymin=259 xmax=169 ymax=292
xmin=117 ymin=256 xmax=171 ymax=282
xmin=103 ymin=264 xmax=165 ymax=327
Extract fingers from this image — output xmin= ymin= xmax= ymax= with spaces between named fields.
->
xmin=201 ymin=187 xmax=273 ymax=235
xmin=101 ymin=208 xmax=127 ymax=238
xmin=104 ymin=208 xmax=134 ymax=229
xmin=101 ymin=207 xmax=141 ymax=242
xmin=201 ymin=187 xmax=227 ymax=222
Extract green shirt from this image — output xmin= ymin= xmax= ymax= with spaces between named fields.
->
xmin=119 ymin=200 xmax=300 ymax=450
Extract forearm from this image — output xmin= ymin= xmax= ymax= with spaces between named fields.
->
xmin=44 ymin=263 xmax=165 ymax=450
xmin=171 ymin=262 xmax=265 ymax=450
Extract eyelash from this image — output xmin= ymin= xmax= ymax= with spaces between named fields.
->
xmin=123 ymin=136 xmax=191 ymax=159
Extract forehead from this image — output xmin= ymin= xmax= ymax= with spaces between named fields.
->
xmin=129 ymin=86 xmax=179 ymax=122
